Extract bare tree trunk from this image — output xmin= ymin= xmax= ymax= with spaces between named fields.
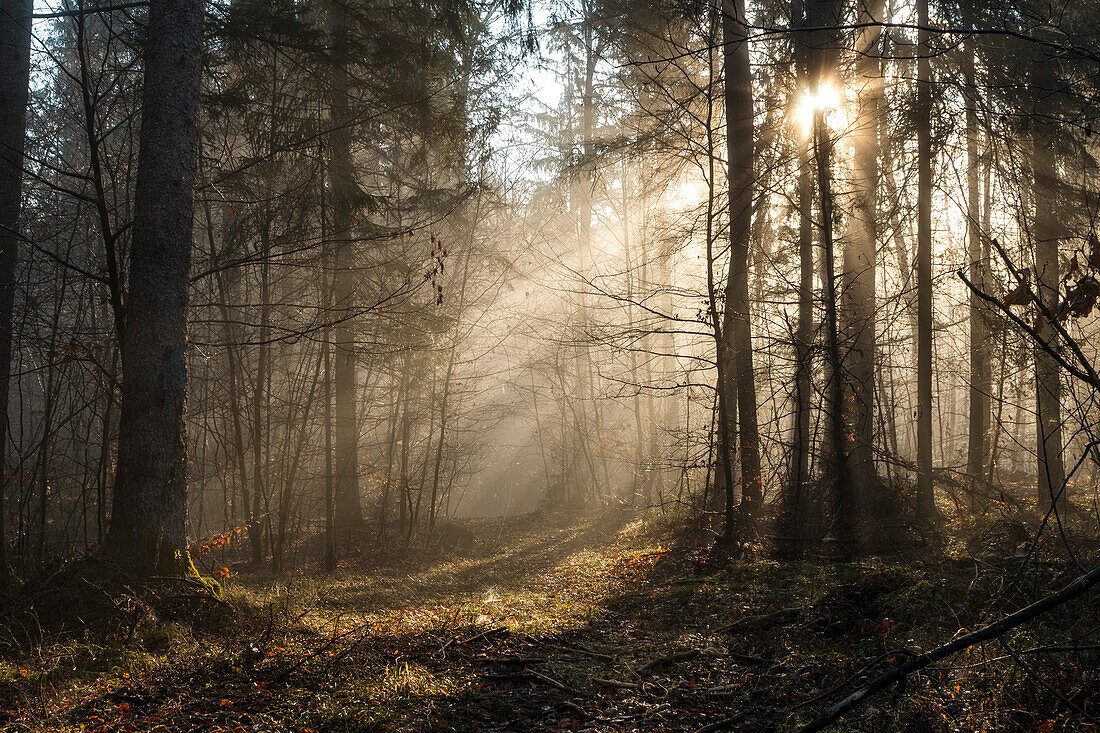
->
xmin=815 ymin=107 xmax=847 ymax=544
xmin=721 ymin=0 xmax=762 ymax=537
xmin=916 ymin=0 xmax=936 ymax=517
xmin=0 ymin=0 xmax=33 ymax=586
xmin=964 ymin=40 xmax=990 ymax=498
xmin=840 ymin=0 xmax=884 ymax=538
xmin=781 ymin=0 xmax=813 ymax=552
xmin=328 ymin=0 xmax=363 ymax=526
xmin=1032 ymin=79 xmax=1066 ymax=512
xmin=105 ymin=0 xmax=204 ymax=576
xmin=702 ymin=4 xmax=737 ymax=538
xmin=249 ymin=223 xmax=271 ymax=566
xmin=570 ymin=9 xmax=601 ymax=505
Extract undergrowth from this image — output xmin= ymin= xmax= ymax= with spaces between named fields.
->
xmin=0 ymin=501 xmax=1097 ymax=731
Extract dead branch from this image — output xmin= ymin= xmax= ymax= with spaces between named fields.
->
xmin=718 ymin=607 xmax=802 ymax=632
xmin=637 ymin=648 xmax=700 ymax=675
xmin=795 ymin=561 xmax=1100 ymax=732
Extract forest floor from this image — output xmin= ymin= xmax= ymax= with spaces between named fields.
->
xmin=0 ymin=506 xmax=1098 ymax=731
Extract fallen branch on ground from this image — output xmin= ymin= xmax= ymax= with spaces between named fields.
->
xmin=594 ymin=677 xmax=640 ymax=690
xmin=694 ymin=713 xmax=746 ymax=732
xmin=718 ymin=607 xmax=802 ymax=632
xmin=637 ymin=648 xmax=700 ymax=675
xmin=796 ymin=561 xmax=1100 ymax=732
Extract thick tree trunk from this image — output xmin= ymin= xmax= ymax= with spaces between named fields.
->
xmin=721 ymin=0 xmax=762 ymax=535
xmin=0 ymin=0 xmax=33 ymax=585
xmin=105 ymin=0 xmax=204 ymax=576
xmin=328 ymin=1 xmax=363 ymax=526
xmin=840 ymin=0 xmax=884 ymax=536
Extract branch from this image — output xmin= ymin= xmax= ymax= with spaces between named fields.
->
xmin=796 ymin=561 xmax=1100 ymax=732
xmin=32 ymin=2 xmax=147 ymax=19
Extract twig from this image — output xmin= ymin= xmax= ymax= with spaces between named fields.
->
xmin=477 ymin=655 xmax=546 ymax=664
xmin=694 ymin=713 xmax=746 ymax=732
xmin=483 ymin=669 xmax=577 ymax=694
xmin=717 ymin=607 xmax=802 ymax=632
xmin=724 ymin=652 xmax=769 ymax=665
xmin=637 ymin=648 xmax=700 ymax=675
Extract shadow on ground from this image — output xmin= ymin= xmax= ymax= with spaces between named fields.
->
xmin=3 ymin=508 xmax=1095 ymax=731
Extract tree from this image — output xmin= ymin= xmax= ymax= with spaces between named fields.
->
xmin=720 ymin=0 xmax=762 ymax=540
xmin=915 ymin=0 xmax=935 ymax=517
xmin=105 ymin=0 xmax=205 ymax=575
xmin=0 ymin=0 xmax=33 ymax=585
xmin=963 ymin=23 xmax=990 ymax=498
xmin=840 ymin=0 xmax=885 ymax=538
xmin=1031 ymin=56 xmax=1066 ymax=513
xmin=327 ymin=0 xmax=365 ymax=527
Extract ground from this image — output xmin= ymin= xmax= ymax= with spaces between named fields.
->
xmin=0 ymin=508 xmax=1096 ymax=731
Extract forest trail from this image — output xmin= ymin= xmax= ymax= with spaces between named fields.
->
xmin=1 ymin=509 xmax=1086 ymax=731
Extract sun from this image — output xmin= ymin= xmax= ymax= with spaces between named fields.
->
xmin=793 ymin=81 xmax=846 ymax=135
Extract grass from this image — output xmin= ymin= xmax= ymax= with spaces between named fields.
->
xmin=1 ymin=506 xmax=1098 ymax=731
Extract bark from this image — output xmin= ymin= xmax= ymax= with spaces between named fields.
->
xmin=916 ymin=0 xmax=936 ymax=516
xmin=964 ymin=40 xmax=990 ymax=496
xmin=815 ymin=109 xmax=846 ymax=543
xmin=0 ymin=0 xmax=33 ymax=585
xmin=105 ymin=0 xmax=204 ymax=576
xmin=721 ymin=0 xmax=762 ymax=534
xmin=783 ymin=0 xmax=813 ymax=551
xmin=840 ymin=0 xmax=885 ymax=533
xmin=1032 ymin=79 xmax=1065 ymax=512
xmin=328 ymin=0 xmax=364 ymax=526
xmin=702 ymin=4 xmax=736 ymax=539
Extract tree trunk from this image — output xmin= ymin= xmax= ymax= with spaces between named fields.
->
xmin=721 ymin=0 xmax=762 ymax=536
xmin=105 ymin=0 xmax=204 ymax=576
xmin=1032 ymin=81 xmax=1065 ymax=512
xmin=840 ymin=0 xmax=884 ymax=537
xmin=916 ymin=0 xmax=936 ymax=517
xmin=0 ymin=0 xmax=33 ymax=586
xmin=782 ymin=0 xmax=813 ymax=552
xmin=964 ymin=40 xmax=990 ymax=498
xmin=328 ymin=0 xmax=363 ymax=526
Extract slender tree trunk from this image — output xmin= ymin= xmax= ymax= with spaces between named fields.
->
xmin=0 ymin=0 xmax=33 ymax=586
xmin=815 ymin=107 xmax=847 ymax=544
xmin=570 ymin=13 xmax=600 ymax=505
xmin=105 ymin=0 xmax=204 ymax=576
xmin=916 ymin=0 xmax=936 ymax=516
xmin=248 ymin=222 xmax=271 ymax=566
xmin=721 ymin=0 xmax=762 ymax=536
xmin=782 ymin=0 xmax=813 ymax=552
xmin=328 ymin=1 xmax=363 ymax=526
xmin=319 ymin=145 xmax=336 ymax=572
xmin=702 ymin=6 xmax=737 ymax=538
xmin=964 ymin=41 xmax=990 ymax=498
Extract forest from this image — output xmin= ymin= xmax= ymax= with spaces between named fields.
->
xmin=1 ymin=0 xmax=1100 ymax=729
